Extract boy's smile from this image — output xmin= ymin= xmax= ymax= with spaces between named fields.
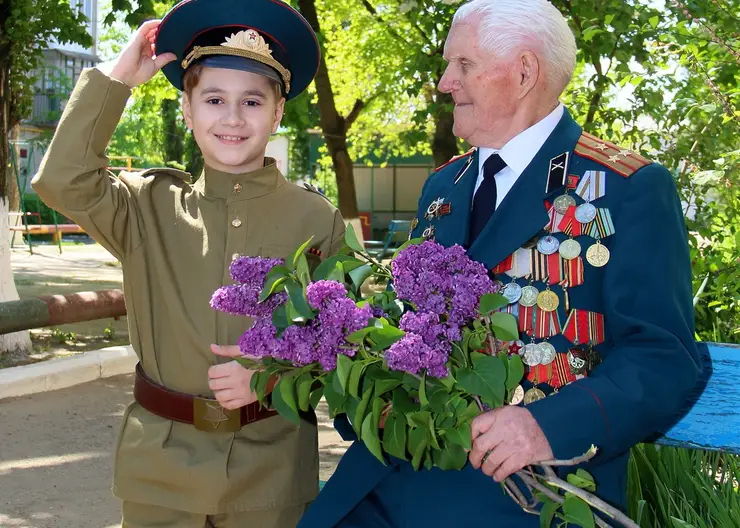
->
xmin=183 ymin=67 xmax=285 ymax=174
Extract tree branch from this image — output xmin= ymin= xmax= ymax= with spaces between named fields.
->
xmin=360 ymin=0 xmax=414 ymax=48
xmin=345 ymin=99 xmax=365 ymax=131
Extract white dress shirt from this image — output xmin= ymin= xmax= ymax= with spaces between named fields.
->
xmin=474 ymin=103 xmax=565 ymax=208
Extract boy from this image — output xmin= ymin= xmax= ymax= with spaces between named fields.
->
xmin=32 ymin=1 xmax=344 ymax=526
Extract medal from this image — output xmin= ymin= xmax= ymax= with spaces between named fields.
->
xmin=508 ymin=340 xmax=524 ymax=356
xmin=523 ymin=343 xmax=544 ymax=366
xmin=586 ymin=241 xmax=610 ymax=267
xmin=425 ymin=198 xmax=446 ymax=220
xmin=523 ymin=388 xmax=546 ymax=404
xmin=502 ymin=282 xmax=522 ymax=304
xmin=584 ymin=208 xmax=616 ymax=240
xmin=538 ymin=343 xmax=557 ymax=365
xmin=536 ymin=235 xmax=560 ymax=256
xmin=553 ymin=194 xmax=576 ymax=214
xmin=422 ymin=225 xmax=436 ymax=240
xmin=519 ymin=285 xmax=539 ymax=307
xmin=536 ymin=289 xmax=559 ymax=312
xmin=509 ymin=385 xmax=525 ymax=405
xmin=568 ymin=349 xmax=588 ymax=375
xmin=558 ymin=238 xmax=581 ymax=260
xmin=575 ymin=202 xmax=597 ymax=223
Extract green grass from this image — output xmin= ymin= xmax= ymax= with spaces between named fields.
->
xmin=628 ymin=444 xmax=740 ymax=527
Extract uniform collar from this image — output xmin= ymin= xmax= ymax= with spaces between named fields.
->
xmin=195 ymin=157 xmax=286 ymax=200
xmin=478 ymin=103 xmax=564 ymax=177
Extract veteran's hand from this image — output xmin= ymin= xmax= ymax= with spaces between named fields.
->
xmin=109 ymin=19 xmax=176 ymax=88
xmin=208 ymin=344 xmax=259 ymax=410
xmin=469 ymin=406 xmax=554 ymax=482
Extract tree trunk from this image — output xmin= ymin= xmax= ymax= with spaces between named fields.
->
xmin=297 ymin=0 xmax=359 ymax=219
xmin=8 ymin=124 xmax=21 ymax=212
xmin=0 ymin=197 xmax=33 ymax=357
xmin=161 ymin=98 xmax=184 ymax=165
xmin=431 ymin=91 xmax=458 ymax=169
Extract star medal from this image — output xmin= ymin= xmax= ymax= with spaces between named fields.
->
xmin=509 ymin=385 xmax=525 ymax=405
xmin=422 ymin=225 xmax=436 ymax=240
xmin=519 ymin=284 xmax=539 ymax=307
xmin=523 ymin=343 xmax=544 ymax=366
xmin=575 ymin=202 xmax=597 ymax=224
xmin=558 ymin=238 xmax=581 ymax=260
xmin=425 ymin=198 xmax=445 ymax=220
xmin=538 ymin=342 xmax=557 ymax=365
xmin=507 ymin=340 xmax=525 ymax=356
xmin=536 ymin=235 xmax=560 ymax=256
xmin=553 ymin=193 xmax=576 ymax=214
xmin=523 ymin=387 xmax=546 ymax=404
xmin=586 ymin=241 xmax=610 ymax=267
xmin=568 ymin=349 xmax=588 ymax=375
xmin=502 ymin=281 xmax=523 ymax=304
xmin=536 ymin=288 xmax=560 ymax=312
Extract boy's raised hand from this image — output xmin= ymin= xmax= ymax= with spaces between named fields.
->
xmin=110 ymin=19 xmax=176 ymax=88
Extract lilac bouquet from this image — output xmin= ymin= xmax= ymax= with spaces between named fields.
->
xmin=211 ymin=228 xmax=634 ymax=528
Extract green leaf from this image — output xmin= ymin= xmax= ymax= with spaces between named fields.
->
xmin=604 ymin=14 xmax=615 ymax=26
xmin=259 ymin=265 xmax=291 ymax=302
xmin=346 ymin=325 xmax=377 ymax=344
xmin=271 ymin=304 xmax=289 ymax=334
xmin=287 ymin=236 xmax=315 ymax=271
xmin=408 ymin=410 xmax=432 ymax=429
xmin=649 ymin=15 xmax=660 ymax=28
xmin=375 ymin=378 xmax=402 ymax=396
xmin=369 ymin=326 xmax=406 ymax=349
xmin=445 ymin=422 xmax=472 ymax=450
xmin=506 ymin=354 xmax=525 ymax=391
xmin=296 ymin=372 xmax=314 ymax=412
xmin=567 ymin=469 xmax=597 ymax=492
xmin=478 ymin=293 xmax=509 ymax=315
xmin=296 ymin=254 xmax=311 ymax=287
xmin=354 ymin=384 xmax=374 ymax=436
xmin=349 ymin=264 xmax=374 ymax=291
xmin=285 ymin=281 xmax=315 ymax=321
xmin=457 ymin=401 xmax=480 ymax=425
xmin=309 ymin=386 xmax=324 ymax=410
xmin=327 ymin=263 xmax=345 ymax=283
xmin=392 ymin=237 xmax=423 ymax=258
xmin=670 ymin=519 xmax=696 ymax=528
xmin=336 ymin=354 xmax=353 ymax=393
xmin=361 ymin=407 xmax=386 ymax=465
xmin=344 ymin=224 xmax=364 ymax=253
xmin=348 ymin=361 xmax=367 ymax=398
xmin=582 ymin=26 xmax=603 ymax=42
xmin=408 ymin=427 xmax=428 ymax=471
xmin=313 ymin=254 xmax=355 ymax=281
xmin=562 ymin=496 xmax=594 ymax=528
xmin=419 ymin=371 xmax=428 ymax=406
xmin=459 ymin=354 xmax=507 ymax=406
xmin=382 ymin=414 xmax=407 ymax=459
xmin=434 ymin=441 xmax=467 ymax=470
xmin=271 ymin=376 xmax=300 ymax=425
xmin=323 ymin=372 xmax=347 ymax=415
xmin=490 ymin=312 xmax=519 ymax=341
xmin=392 ymin=387 xmax=418 ymax=415
xmin=539 ymin=500 xmax=559 ymax=528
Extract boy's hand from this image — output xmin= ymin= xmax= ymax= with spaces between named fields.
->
xmin=208 ymin=345 xmax=259 ymax=409
xmin=109 ymin=19 xmax=176 ymax=88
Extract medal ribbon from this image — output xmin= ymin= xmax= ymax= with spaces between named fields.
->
xmin=585 ymin=208 xmax=615 ymax=240
xmin=507 ymin=248 xmax=532 ymax=278
xmin=526 ymin=363 xmax=553 ymax=386
xmin=531 ymin=251 xmax=548 ymax=282
xmin=492 ymin=254 xmax=514 ymax=275
xmin=534 ymin=309 xmax=562 ymax=339
xmin=518 ymin=305 xmax=535 ymax=333
xmin=566 ymin=257 xmax=585 ymax=287
xmin=551 ymin=353 xmax=578 ymax=388
xmin=563 ymin=309 xmax=606 ymax=346
xmin=547 ymin=253 xmax=564 ymax=285
xmin=567 ymin=174 xmax=580 ymax=190
xmin=575 ymin=170 xmax=606 ymax=202
xmin=558 ymin=205 xmax=583 ymax=237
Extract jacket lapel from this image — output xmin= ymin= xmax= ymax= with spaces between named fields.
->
xmin=468 ymin=110 xmax=583 ymax=270
xmin=432 ymin=149 xmax=479 ymax=248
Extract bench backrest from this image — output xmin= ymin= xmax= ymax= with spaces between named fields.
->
xmin=656 ymin=342 xmax=740 ymax=454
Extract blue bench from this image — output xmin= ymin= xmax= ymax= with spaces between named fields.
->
xmin=319 ymin=342 xmax=739 ymax=490
xmin=365 ymin=220 xmax=412 ymax=258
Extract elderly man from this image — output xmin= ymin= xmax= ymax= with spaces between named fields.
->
xmin=299 ymin=0 xmax=700 ymax=526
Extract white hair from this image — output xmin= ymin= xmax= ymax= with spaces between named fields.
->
xmin=453 ymin=0 xmax=577 ymax=94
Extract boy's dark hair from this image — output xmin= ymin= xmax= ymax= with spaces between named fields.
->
xmin=183 ymin=64 xmax=284 ymax=101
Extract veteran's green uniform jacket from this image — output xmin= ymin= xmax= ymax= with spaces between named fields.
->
xmin=32 ymin=68 xmax=346 ymax=514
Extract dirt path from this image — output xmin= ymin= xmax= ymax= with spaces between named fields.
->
xmin=0 ymin=374 xmax=350 ymax=528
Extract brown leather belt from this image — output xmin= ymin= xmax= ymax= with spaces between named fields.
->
xmin=134 ymin=363 xmax=277 ymax=433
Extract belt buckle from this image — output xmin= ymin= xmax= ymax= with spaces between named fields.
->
xmin=193 ymin=397 xmax=241 ymax=433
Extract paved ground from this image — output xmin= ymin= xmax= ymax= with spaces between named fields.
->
xmin=3 ymin=242 xmax=351 ymax=527
xmin=0 ymin=374 xmax=350 ymax=528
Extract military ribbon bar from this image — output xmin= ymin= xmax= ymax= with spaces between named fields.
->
xmin=534 ymin=309 xmax=562 ymax=339
xmin=565 ymin=257 xmax=585 ymax=287
xmin=563 ymin=309 xmax=606 ymax=346
xmin=506 ymin=248 xmax=532 ymax=278
xmin=575 ymin=170 xmax=606 ymax=202
xmin=567 ymin=174 xmax=580 ymax=191
xmin=585 ymin=208 xmax=615 ymax=240
xmin=492 ymin=254 xmax=514 ymax=275
xmin=519 ymin=305 xmax=535 ymax=333
xmin=547 ymin=253 xmax=564 ymax=285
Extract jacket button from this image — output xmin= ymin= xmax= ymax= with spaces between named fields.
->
xmin=231 ymin=218 xmax=242 ymax=228
xmin=233 ymin=182 xmax=242 ymax=194
xmin=232 ymin=253 xmax=241 ymax=261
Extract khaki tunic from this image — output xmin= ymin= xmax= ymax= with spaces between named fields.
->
xmin=32 ymin=68 xmax=345 ymax=514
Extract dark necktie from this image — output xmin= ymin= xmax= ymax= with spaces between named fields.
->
xmin=469 ymin=153 xmax=507 ymax=243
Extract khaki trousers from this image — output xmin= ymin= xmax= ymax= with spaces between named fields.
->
xmin=121 ymin=501 xmax=309 ymax=528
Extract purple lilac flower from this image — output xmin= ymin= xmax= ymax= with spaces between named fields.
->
xmin=210 ymin=284 xmax=286 ymax=318
xmin=229 ymin=257 xmax=284 ymax=286
xmin=306 ymin=280 xmax=348 ymax=308
xmin=399 ymin=312 xmax=445 ymax=344
xmin=385 ymin=333 xmax=450 ymax=378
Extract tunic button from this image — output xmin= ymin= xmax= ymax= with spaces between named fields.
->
xmin=233 ymin=182 xmax=242 ymax=194
xmin=232 ymin=253 xmax=241 ymax=261
xmin=231 ymin=218 xmax=242 ymax=228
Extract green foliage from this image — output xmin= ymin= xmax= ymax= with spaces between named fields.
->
xmin=628 ymin=444 xmax=740 ymax=528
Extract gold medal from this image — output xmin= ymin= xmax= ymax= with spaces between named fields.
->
xmin=509 ymin=385 xmax=525 ymax=405
xmin=536 ymin=289 xmax=560 ymax=312
xmin=523 ymin=388 xmax=546 ymax=404
xmin=553 ymin=194 xmax=576 ymax=214
xmin=586 ymin=241 xmax=610 ymax=267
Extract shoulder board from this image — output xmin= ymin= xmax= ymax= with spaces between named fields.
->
xmin=434 ymin=148 xmax=475 ymax=173
xmin=301 ymin=182 xmax=332 ymax=203
xmin=574 ymin=132 xmax=651 ymax=177
xmin=120 ymin=167 xmax=192 ymax=182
